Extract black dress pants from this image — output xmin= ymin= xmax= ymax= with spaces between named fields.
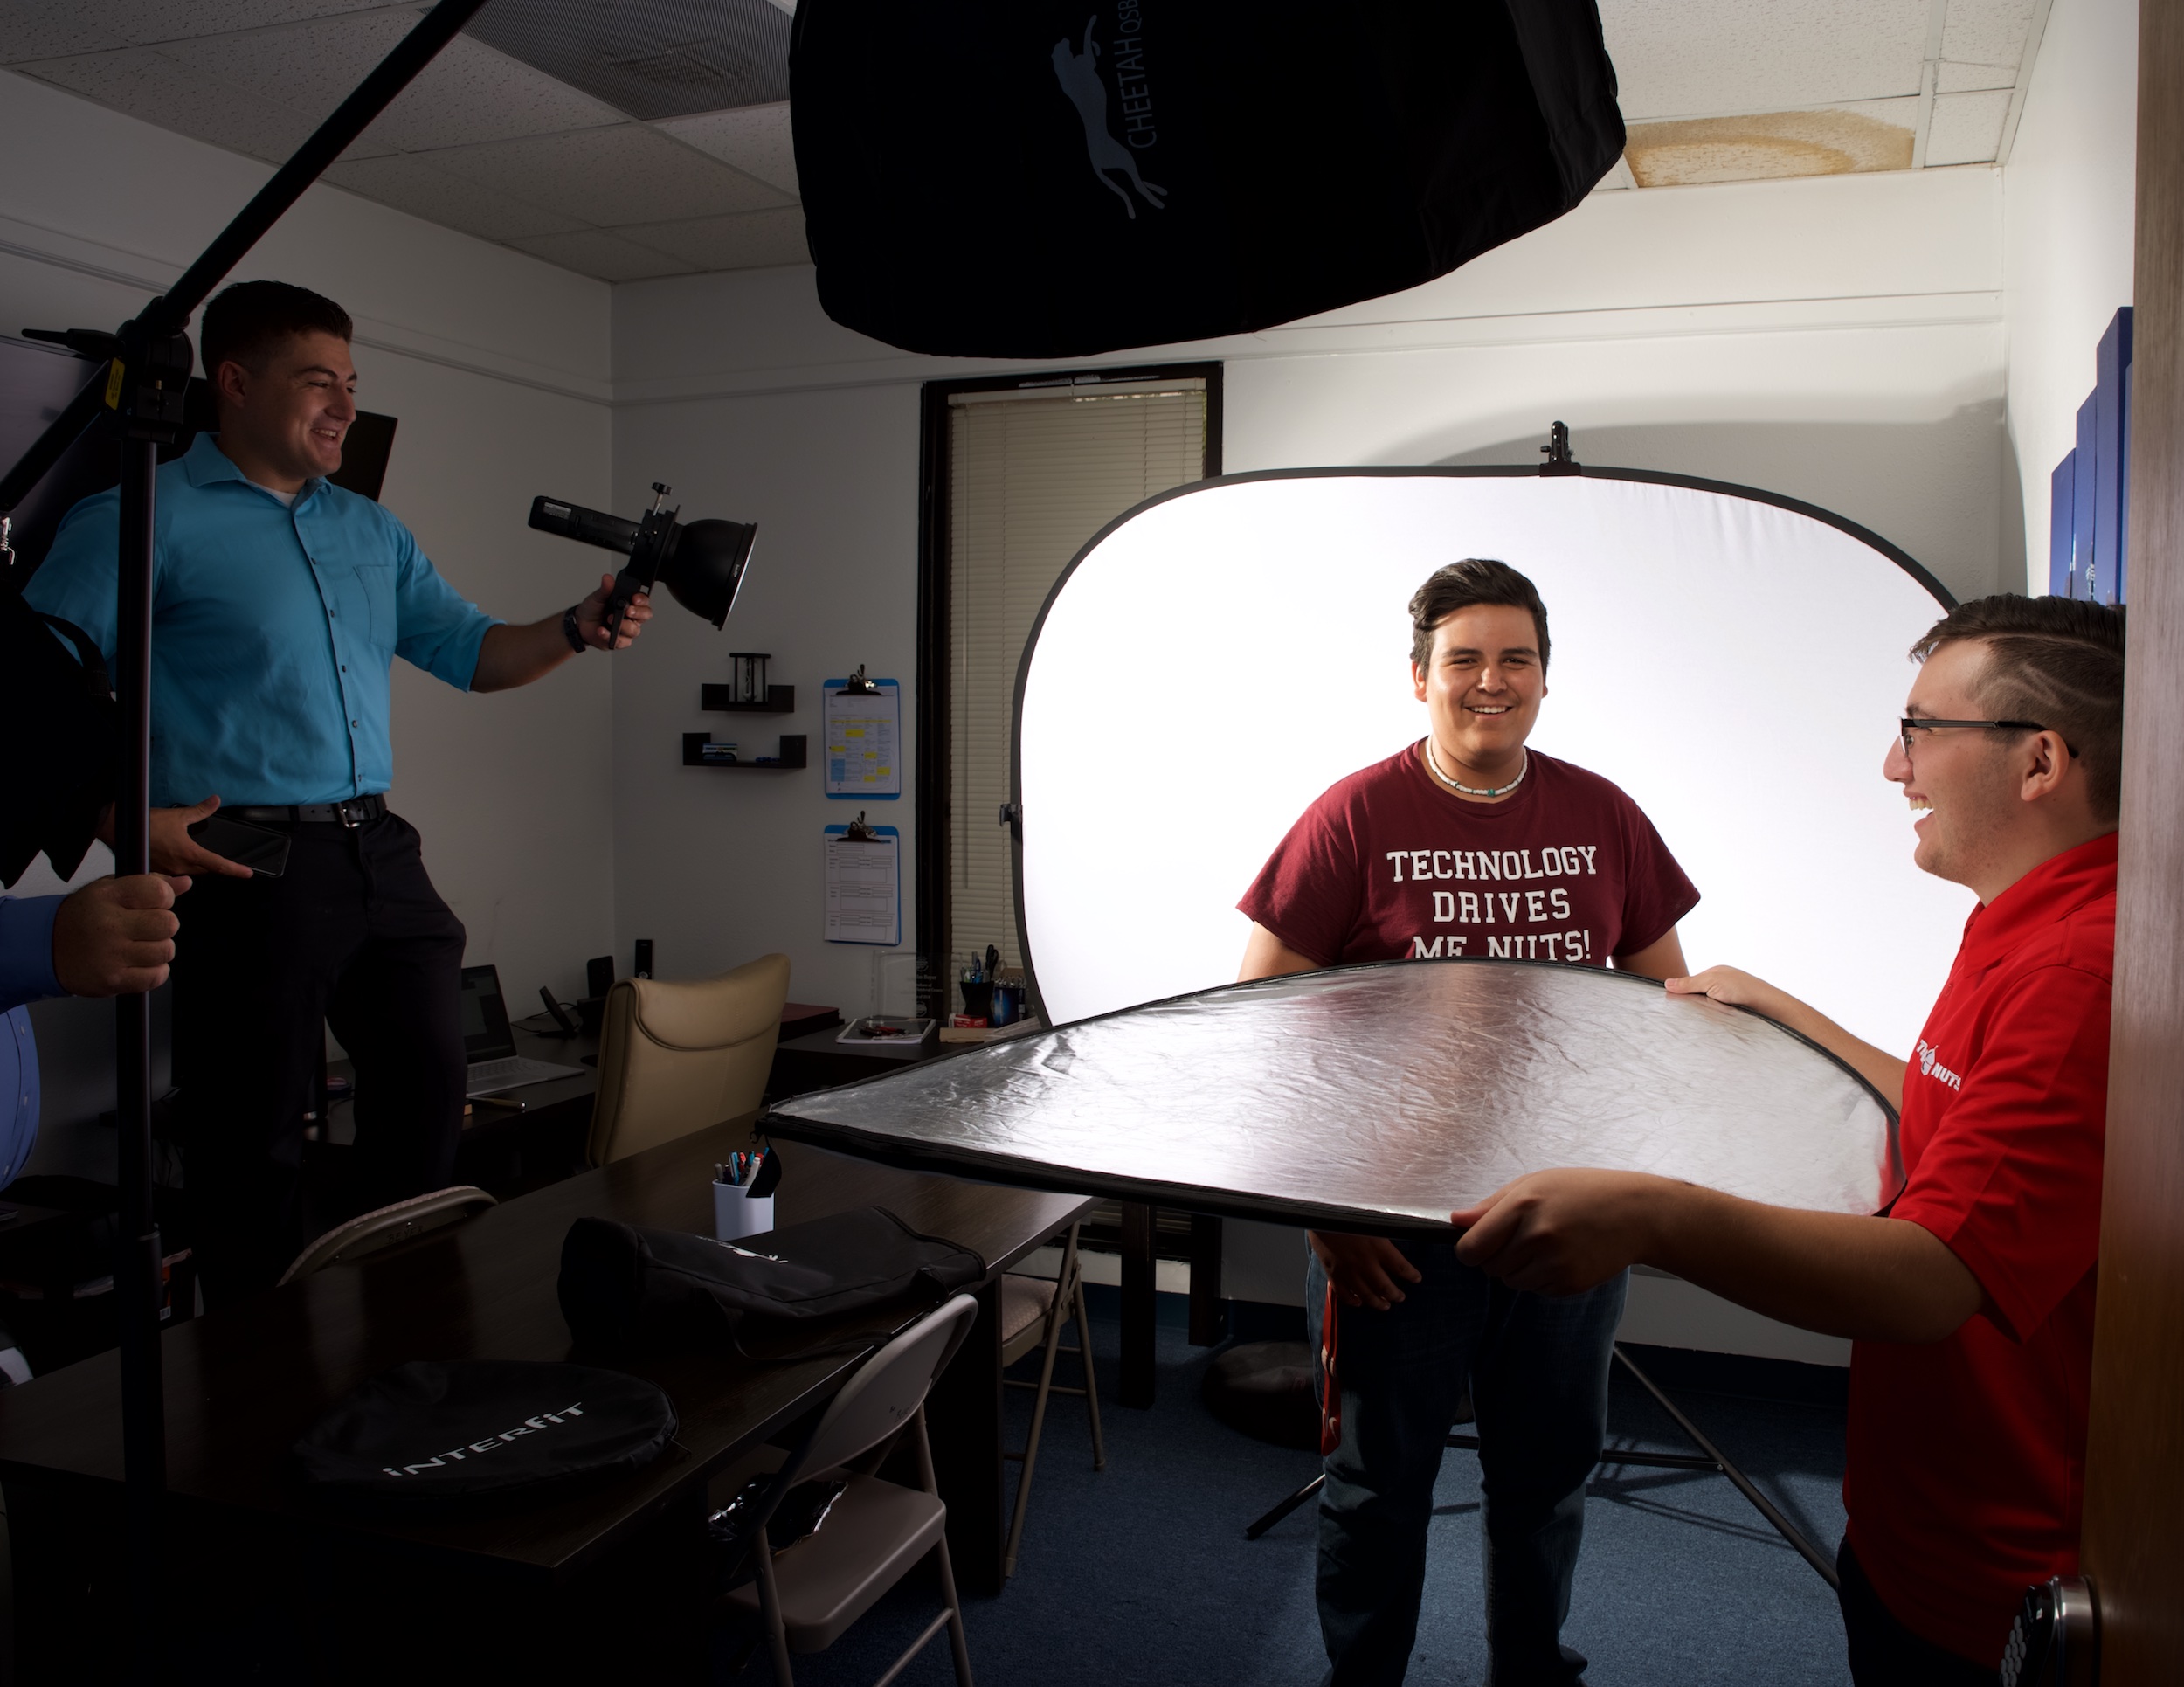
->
xmin=172 ymin=811 xmax=466 ymax=1303
xmin=1837 ymin=1540 xmax=2000 ymax=1686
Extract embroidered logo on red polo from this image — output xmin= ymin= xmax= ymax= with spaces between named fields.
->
xmin=1916 ymin=1040 xmax=1964 ymax=1092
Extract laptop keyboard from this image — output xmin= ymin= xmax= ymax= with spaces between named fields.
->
xmin=465 ymin=1054 xmax=585 ymax=1098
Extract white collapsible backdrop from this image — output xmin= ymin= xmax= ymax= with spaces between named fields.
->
xmin=1014 ymin=469 xmax=1971 ymax=1055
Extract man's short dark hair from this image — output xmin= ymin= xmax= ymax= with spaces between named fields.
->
xmin=1409 ymin=558 xmax=1550 ymax=674
xmin=200 ymin=280 xmax=352 ymax=379
xmin=1910 ymin=593 xmax=2127 ymax=822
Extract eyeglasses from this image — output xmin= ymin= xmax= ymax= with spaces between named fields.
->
xmin=1897 ymin=717 xmax=2055 ymax=758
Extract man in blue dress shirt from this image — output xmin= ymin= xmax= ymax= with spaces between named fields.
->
xmin=25 ymin=280 xmax=652 ymax=1299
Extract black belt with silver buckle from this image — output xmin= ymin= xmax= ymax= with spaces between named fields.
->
xmin=226 ymin=795 xmax=388 ymax=829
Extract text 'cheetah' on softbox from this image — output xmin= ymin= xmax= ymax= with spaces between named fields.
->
xmin=790 ymin=0 xmax=1625 ymax=358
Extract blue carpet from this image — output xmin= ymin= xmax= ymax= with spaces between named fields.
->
xmin=717 ymin=1289 xmax=1855 ymax=1686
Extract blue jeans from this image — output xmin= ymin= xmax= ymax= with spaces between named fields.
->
xmin=1308 ymin=1242 xmax=1627 ymax=1686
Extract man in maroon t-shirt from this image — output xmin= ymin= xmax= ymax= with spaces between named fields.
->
xmin=1239 ymin=558 xmax=1698 ymax=1686
xmin=1453 ymin=594 xmax=2124 ymax=1684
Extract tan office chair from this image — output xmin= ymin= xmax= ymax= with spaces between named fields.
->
xmin=276 ymin=1185 xmax=497 ymax=1286
xmin=999 ymin=1222 xmax=1104 ymax=1578
xmin=585 ymin=953 xmax=791 ymax=1165
xmin=717 ymin=1294 xmax=978 ymax=1686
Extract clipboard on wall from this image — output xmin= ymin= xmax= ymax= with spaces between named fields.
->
xmin=822 ymin=671 xmax=902 ymax=799
xmin=824 ymin=817 xmax=902 ymax=945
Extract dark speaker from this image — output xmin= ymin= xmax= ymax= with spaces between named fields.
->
xmin=586 ymin=956 xmax=615 ymax=999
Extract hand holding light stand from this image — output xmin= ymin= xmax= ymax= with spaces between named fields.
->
xmin=0 ymin=2 xmax=491 ymax=1669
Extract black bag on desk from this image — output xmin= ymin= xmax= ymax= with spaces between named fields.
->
xmin=558 ymin=1205 xmax=985 ymax=1352
xmin=293 ymin=1359 xmax=678 ymax=1504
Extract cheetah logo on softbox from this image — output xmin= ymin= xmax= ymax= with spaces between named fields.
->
xmin=1051 ymin=18 xmax=1167 ymax=219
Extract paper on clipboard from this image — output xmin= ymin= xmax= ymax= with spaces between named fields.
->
xmin=824 ymin=824 xmax=902 ymax=945
xmin=823 ymin=678 xmax=902 ymax=799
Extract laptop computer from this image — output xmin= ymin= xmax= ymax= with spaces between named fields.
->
xmin=461 ymin=964 xmax=586 ymax=1099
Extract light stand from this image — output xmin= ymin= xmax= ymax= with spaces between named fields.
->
xmin=0 ymin=2 xmax=492 ymax=1670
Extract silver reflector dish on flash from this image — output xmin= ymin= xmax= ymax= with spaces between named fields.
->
xmin=767 ymin=961 xmax=1901 ymax=1234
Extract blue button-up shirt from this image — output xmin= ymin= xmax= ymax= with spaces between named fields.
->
xmin=24 ymin=433 xmax=500 ymax=806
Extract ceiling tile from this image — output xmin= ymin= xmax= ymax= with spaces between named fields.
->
xmin=0 ymin=0 xmax=409 ymax=65
xmin=1939 ymin=0 xmax=2036 ymax=72
xmin=466 ymin=0 xmax=791 ymax=121
xmin=321 ymin=153 xmax=589 ymax=240
xmin=17 ymin=45 xmax=395 ymax=163
xmin=425 ymin=123 xmax=789 ymax=225
xmin=507 ymin=228 xmax=699 ymax=281
xmin=1600 ymin=0 xmax=1931 ymax=121
xmin=1925 ymin=88 xmax=2013 ymax=165
xmin=655 ymin=101 xmax=797 ymax=195
xmin=619 ymin=205 xmax=808 ymax=269
xmin=153 ymin=14 xmax=625 ymax=155
xmin=1625 ymin=102 xmax=1916 ymax=188
xmin=1937 ymin=59 xmax=2019 ymax=93
xmin=1589 ymin=155 xmax=1638 ymax=192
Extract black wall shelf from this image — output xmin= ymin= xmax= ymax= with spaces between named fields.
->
xmin=682 ymin=732 xmax=806 ymax=770
xmin=701 ymin=683 xmax=796 ymax=714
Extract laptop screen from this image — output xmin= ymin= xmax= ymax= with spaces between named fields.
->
xmin=459 ymin=964 xmax=516 ymax=1062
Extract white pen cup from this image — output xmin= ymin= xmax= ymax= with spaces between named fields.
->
xmin=714 ymin=1179 xmax=774 ymax=1241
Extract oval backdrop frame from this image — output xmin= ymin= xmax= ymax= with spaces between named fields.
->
xmin=1006 ymin=463 xmax=1966 ymax=1055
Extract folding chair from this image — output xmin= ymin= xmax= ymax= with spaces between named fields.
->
xmin=999 ymin=1222 xmax=1104 ymax=1578
xmin=718 ymin=1294 xmax=979 ymax=1686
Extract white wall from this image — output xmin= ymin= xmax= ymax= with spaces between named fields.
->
xmin=0 ymin=73 xmax=617 ymax=1165
xmin=2001 ymin=0 xmax=2141 ymax=585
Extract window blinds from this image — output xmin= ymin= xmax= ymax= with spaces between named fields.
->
xmin=947 ymin=383 xmax=1207 ymax=985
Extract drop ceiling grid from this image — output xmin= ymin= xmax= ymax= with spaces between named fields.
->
xmin=2 ymin=0 xmax=2047 ymax=283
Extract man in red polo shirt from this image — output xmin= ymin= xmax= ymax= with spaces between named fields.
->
xmin=1449 ymin=593 xmax=2125 ymax=1684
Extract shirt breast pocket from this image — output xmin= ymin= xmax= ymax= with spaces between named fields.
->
xmin=349 ymin=559 xmax=397 ymax=650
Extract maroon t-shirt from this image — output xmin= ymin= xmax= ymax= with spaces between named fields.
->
xmin=1239 ymin=744 xmax=1699 ymax=967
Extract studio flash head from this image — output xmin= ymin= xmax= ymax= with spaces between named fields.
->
xmin=529 ymin=481 xmax=756 ymax=642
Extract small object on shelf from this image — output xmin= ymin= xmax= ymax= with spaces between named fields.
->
xmin=683 ymin=732 xmax=807 ymax=768
xmin=940 ymin=1018 xmax=1045 ymax=1044
xmin=835 ymin=1017 xmax=936 ymax=1045
xmin=700 ymin=681 xmax=795 ymax=713
xmin=950 ymin=1014 xmax=988 ymax=1029
xmin=699 ymin=740 xmax=739 ymax=764
xmin=730 ymin=652 xmax=769 ymax=703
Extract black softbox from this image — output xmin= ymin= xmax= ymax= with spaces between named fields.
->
xmin=791 ymin=0 xmax=1623 ymax=358
xmin=0 ymin=588 xmax=115 ymax=889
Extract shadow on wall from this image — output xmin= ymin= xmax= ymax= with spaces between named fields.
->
xmin=1425 ymin=408 xmax=2024 ymax=607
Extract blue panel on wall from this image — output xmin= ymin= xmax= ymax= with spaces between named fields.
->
xmin=2073 ymin=395 xmax=2098 ymax=600
xmin=2094 ymin=308 xmax=2133 ymax=605
xmin=2118 ymin=357 xmax=2132 ymax=603
xmin=2050 ymin=452 xmax=2077 ymax=597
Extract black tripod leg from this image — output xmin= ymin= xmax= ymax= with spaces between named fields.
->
xmin=1612 ymin=1345 xmax=1839 ymax=1589
xmin=1244 ymin=1473 xmax=1326 ymax=1540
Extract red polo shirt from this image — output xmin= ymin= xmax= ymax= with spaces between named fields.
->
xmin=1843 ymin=831 xmax=2116 ymax=1665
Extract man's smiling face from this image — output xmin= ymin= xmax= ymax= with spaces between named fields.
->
xmin=216 ymin=328 xmax=357 ymax=487
xmin=1413 ymin=603 xmax=1546 ymax=771
xmin=1886 ymin=638 xmax=2022 ymax=885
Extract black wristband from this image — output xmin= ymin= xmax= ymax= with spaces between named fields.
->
xmin=561 ymin=606 xmax=588 ymax=653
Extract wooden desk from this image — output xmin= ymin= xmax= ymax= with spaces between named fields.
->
xmin=0 ymin=1128 xmax=1087 ymax=1679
